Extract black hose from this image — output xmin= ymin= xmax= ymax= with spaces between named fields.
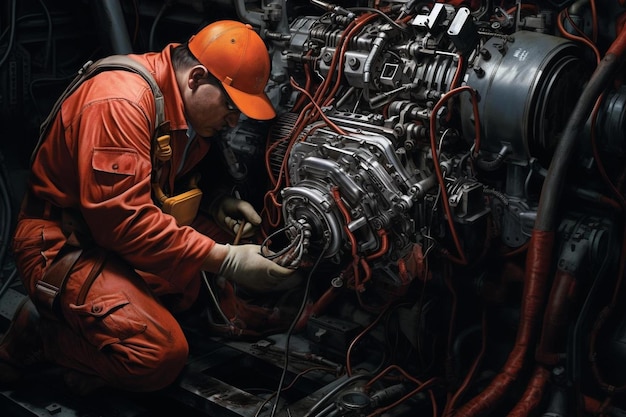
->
xmin=0 ymin=156 xmax=12 ymax=273
xmin=93 ymin=0 xmax=133 ymax=54
xmin=535 ymin=53 xmax=623 ymax=231
xmin=0 ymin=153 xmax=15 ymax=301
xmin=149 ymin=2 xmax=172 ymax=52
xmin=0 ymin=0 xmax=17 ymax=68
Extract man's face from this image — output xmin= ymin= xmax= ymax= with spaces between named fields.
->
xmin=182 ymin=66 xmax=241 ymax=137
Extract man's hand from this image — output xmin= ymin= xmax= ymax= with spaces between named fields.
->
xmin=211 ymin=195 xmax=261 ymax=238
xmin=218 ymin=244 xmax=297 ymax=292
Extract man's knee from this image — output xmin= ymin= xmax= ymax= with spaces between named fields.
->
xmin=63 ymin=336 xmax=190 ymax=394
xmin=115 ymin=334 xmax=189 ymax=392
xmin=139 ymin=336 xmax=189 ymax=391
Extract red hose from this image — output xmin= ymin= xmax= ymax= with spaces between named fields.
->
xmin=505 ymin=269 xmax=579 ymax=416
xmin=506 ymin=366 xmax=551 ymax=417
xmin=607 ymin=14 xmax=626 ymax=56
xmin=535 ymin=270 xmax=578 ymax=366
xmin=456 ymin=19 xmax=626 ymax=416
xmin=455 ymin=230 xmax=555 ymax=416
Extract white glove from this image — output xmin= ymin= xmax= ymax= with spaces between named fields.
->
xmin=211 ymin=195 xmax=260 ymax=238
xmin=218 ymin=244 xmax=297 ymax=292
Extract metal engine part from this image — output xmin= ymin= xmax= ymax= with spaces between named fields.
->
xmin=256 ymin=1 xmax=626 ymax=416
xmin=3 ymin=1 xmax=626 ymax=417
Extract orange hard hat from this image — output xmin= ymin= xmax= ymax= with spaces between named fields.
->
xmin=188 ymin=20 xmax=275 ymax=120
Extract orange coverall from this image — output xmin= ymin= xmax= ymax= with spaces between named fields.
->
xmin=11 ymin=44 xmax=225 ymax=391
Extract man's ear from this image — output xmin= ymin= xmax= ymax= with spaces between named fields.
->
xmin=188 ymin=65 xmax=209 ymax=89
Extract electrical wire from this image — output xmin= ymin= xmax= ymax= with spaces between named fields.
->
xmin=589 ymin=0 xmax=598 ymax=44
xmin=131 ymin=0 xmax=140 ymax=47
xmin=261 ymin=218 xmax=311 ymax=269
xmin=36 ymin=0 xmax=53 ymax=69
xmin=289 ymin=77 xmax=347 ymax=135
xmin=428 ymin=86 xmax=481 ymax=265
xmin=364 ymin=365 xmax=439 ymax=416
xmin=322 ymin=13 xmax=378 ymax=108
xmin=261 ymin=13 xmax=372 ymax=231
xmin=557 ymin=9 xmax=601 ymax=65
xmin=149 ymin=1 xmax=172 ymax=51
xmin=268 ymin=239 xmax=330 ymax=417
xmin=0 ymin=0 xmax=17 ymax=68
xmin=348 ymin=7 xmax=409 ymax=32
xmin=253 ymin=366 xmax=337 ymax=417
xmin=0 ymin=153 xmax=15 ymax=300
xmin=442 ymin=309 xmax=487 ymax=416
xmin=0 ymin=156 xmax=13 ymax=276
xmin=345 ymin=304 xmax=391 ymax=377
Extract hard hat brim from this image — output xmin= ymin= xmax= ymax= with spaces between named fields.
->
xmin=223 ymin=83 xmax=276 ymax=121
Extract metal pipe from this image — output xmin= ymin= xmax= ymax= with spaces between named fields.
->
xmin=92 ymin=0 xmax=133 ymax=54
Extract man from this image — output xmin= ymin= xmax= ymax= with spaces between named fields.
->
xmin=1 ymin=20 xmax=295 ymax=394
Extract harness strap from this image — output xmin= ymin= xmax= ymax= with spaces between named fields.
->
xmin=32 ymin=55 xmax=166 ymax=165
xmin=76 ymin=251 xmax=108 ymax=306
xmin=33 ymin=243 xmax=83 ymax=319
xmin=28 ymin=56 xmax=168 ymax=318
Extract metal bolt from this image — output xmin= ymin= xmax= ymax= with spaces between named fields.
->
xmin=348 ymin=57 xmax=360 ymax=70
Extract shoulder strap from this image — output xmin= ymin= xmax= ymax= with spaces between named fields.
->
xmin=31 ymin=55 xmax=166 ymax=164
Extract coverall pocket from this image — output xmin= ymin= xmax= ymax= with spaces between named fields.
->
xmin=69 ymin=292 xmax=148 ymax=350
xmin=12 ymin=232 xmax=46 ymax=267
xmin=12 ymin=220 xmax=66 ymax=252
xmin=12 ymin=220 xmax=67 ymax=280
xmin=90 ymin=147 xmax=137 ymax=202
